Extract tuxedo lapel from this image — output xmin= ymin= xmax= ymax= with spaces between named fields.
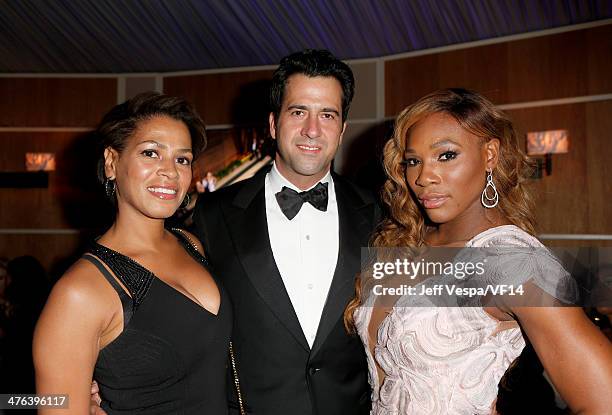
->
xmin=310 ymin=177 xmax=372 ymax=357
xmin=223 ymin=173 xmax=310 ymax=351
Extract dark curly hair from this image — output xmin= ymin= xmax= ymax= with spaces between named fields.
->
xmin=95 ymin=91 xmax=207 ymax=189
xmin=345 ymin=88 xmax=536 ymax=331
xmin=269 ymin=49 xmax=355 ymax=123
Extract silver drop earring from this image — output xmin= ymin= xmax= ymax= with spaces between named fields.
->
xmin=481 ymin=170 xmax=499 ymax=208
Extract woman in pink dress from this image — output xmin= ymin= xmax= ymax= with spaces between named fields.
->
xmin=346 ymin=88 xmax=612 ymax=414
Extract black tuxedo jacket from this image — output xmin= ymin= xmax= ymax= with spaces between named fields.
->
xmin=192 ymin=169 xmax=379 ymax=415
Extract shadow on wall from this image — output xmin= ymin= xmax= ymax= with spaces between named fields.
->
xmin=230 ymin=79 xmax=273 ymax=152
xmin=338 ymin=120 xmax=393 ymax=196
xmin=52 ymin=130 xmax=113 ymax=278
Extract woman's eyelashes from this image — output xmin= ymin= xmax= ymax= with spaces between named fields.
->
xmin=438 ymin=150 xmax=458 ymax=161
xmin=141 ymin=149 xmax=192 ymax=165
xmin=141 ymin=149 xmax=159 ymax=158
xmin=402 ymin=157 xmax=420 ymax=167
xmin=402 ymin=150 xmax=458 ymax=167
xmin=176 ymin=156 xmax=192 ymax=165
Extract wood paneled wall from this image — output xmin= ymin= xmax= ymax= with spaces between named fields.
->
xmin=2 ymin=23 xmax=611 ymax=273
xmin=507 ymin=101 xmax=612 ymax=234
xmin=164 ymin=70 xmax=274 ymax=125
xmin=0 ymin=78 xmax=116 ymax=126
xmin=385 ymin=25 xmax=612 ymax=113
xmin=384 ymin=24 xmax=612 ymax=236
xmin=0 ymin=78 xmax=116 ymax=272
xmin=0 ymin=233 xmax=93 ymax=279
xmin=0 ymin=131 xmax=106 ymax=229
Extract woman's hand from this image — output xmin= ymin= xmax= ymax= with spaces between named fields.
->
xmin=90 ymin=381 xmax=107 ymax=415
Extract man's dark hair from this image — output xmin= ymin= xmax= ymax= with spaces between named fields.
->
xmin=270 ymin=49 xmax=355 ymax=123
xmin=94 ymin=91 xmax=207 ymax=188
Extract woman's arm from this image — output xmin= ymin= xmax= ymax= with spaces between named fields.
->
xmin=33 ymin=260 xmax=119 ymax=414
xmin=513 ymin=306 xmax=612 ymax=414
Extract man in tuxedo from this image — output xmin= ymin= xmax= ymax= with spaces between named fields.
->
xmin=193 ymin=49 xmax=379 ymax=415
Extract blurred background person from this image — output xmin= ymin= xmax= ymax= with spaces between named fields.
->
xmin=1 ymin=255 xmax=50 ymax=404
xmin=203 ymin=171 xmax=217 ymax=192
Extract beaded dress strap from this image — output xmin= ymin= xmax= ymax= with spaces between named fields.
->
xmin=87 ymin=242 xmax=154 ymax=312
xmin=82 ymin=254 xmax=134 ymax=328
xmin=170 ymin=228 xmax=210 ymax=268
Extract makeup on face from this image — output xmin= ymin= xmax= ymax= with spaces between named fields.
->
xmin=113 ymin=116 xmax=194 ymax=219
xmin=403 ymin=112 xmax=489 ymax=226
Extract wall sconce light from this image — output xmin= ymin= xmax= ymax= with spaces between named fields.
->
xmin=26 ymin=152 xmax=56 ymax=171
xmin=0 ymin=153 xmax=56 ymax=188
xmin=526 ymin=129 xmax=569 ymax=177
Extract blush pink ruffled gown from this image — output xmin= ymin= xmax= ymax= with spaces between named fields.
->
xmin=354 ymin=225 xmax=550 ymax=415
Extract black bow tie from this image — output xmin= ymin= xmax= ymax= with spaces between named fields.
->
xmin=275 ymin=182 xmax=329 ymax=220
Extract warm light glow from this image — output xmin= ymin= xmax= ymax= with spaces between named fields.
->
xmin=527 ymin=129 xmax=569 ymax=155
xmin=25 ymin=153 xmax=56 ymax=171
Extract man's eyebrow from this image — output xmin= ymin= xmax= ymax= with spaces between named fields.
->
xmin=321 ymin=107 xmax=340 ymax=115
xmin=286 ymin=104 xmax=340 ymax=115
xmin=287 ymin=104 xmax=308 ymax=111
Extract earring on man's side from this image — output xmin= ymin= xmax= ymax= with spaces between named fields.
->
xmin=481 ymin=170 xmax=499 ymax=208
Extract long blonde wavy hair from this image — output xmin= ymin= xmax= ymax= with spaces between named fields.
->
xmin=344 ymin=88 xmax=536 ymax=331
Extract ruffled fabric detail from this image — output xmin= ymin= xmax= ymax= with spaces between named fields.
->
xmin=355 ymin=225 xmax=570 ymax=415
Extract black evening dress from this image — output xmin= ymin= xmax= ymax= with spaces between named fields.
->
xmin=82 ymin=229 xmax=231 ymax=414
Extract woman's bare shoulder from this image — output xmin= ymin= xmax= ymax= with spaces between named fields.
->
xmin=48 ymin=257 xmax=121 ymax=316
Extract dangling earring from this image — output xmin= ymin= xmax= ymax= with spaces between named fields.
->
xmin=481 ymin=170 xmax=499 ymax=208
xmin=104 ymin=178 xmax=116 ymax=198
xmin=180 ymin=192 xmax=191 ymax=209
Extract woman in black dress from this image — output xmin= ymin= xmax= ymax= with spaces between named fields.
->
xmin=34 ymin=92 xmax=232 ymax=414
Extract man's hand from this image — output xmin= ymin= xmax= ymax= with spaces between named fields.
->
xmin=90 ymin=381 xmax=107 ymax=415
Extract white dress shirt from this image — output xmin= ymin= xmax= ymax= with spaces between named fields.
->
xmin=265 ymin=163 xmax=339 ymax=348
